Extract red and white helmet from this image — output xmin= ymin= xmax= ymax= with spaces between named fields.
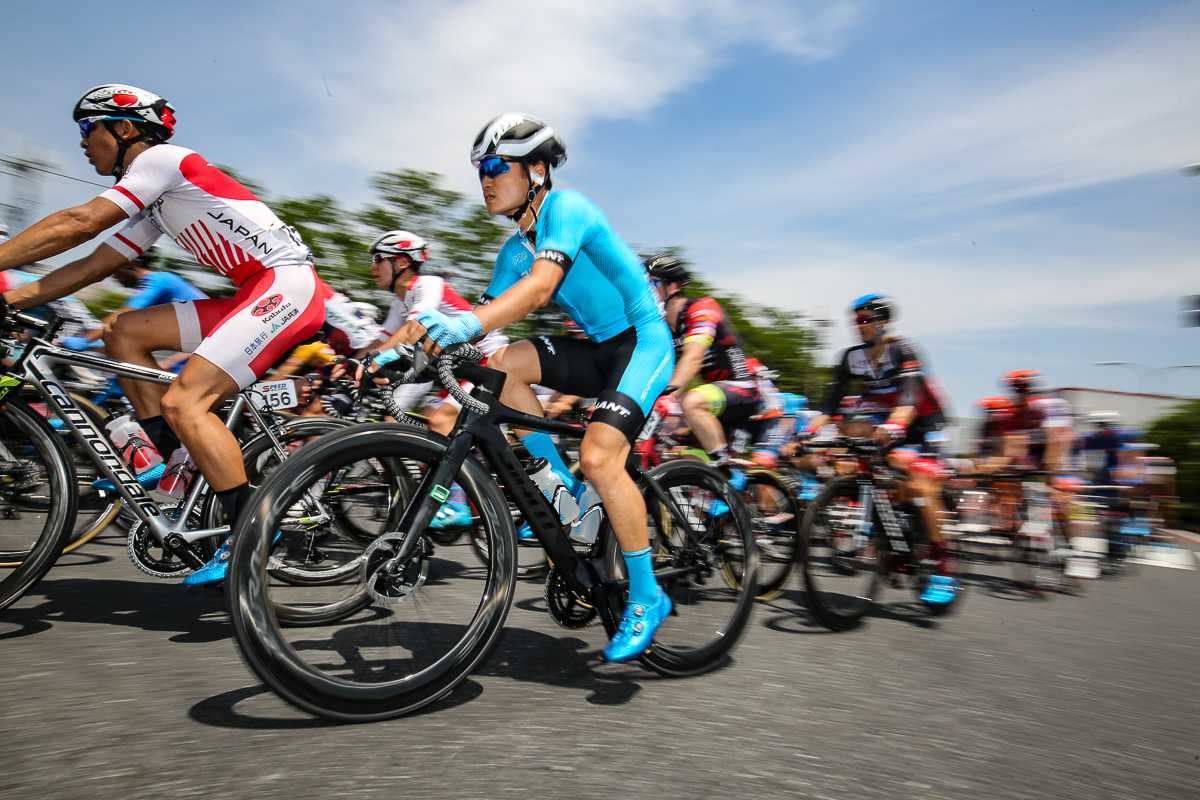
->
xmin=73 ymin=84 xmax=176 ymax=141
xmin=368 ymin=231 xmax=429 ymax=263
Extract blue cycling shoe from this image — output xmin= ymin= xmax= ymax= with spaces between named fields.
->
xmin=603 ymin=590 xmax=673 ymax=663
xmin=430 ymin=502 xmax=472 ymax=529
xmin=91 ymin=462 xmax=165 ymax=493
xmin=920 ymin=574 xmax=960 ymax=605
xmin=707 ymin=466 xmax=746 ymax=517
xmin=516 ymin=521 xmax=535 ymax=541
xmin=182 ymin=535 xmax=233 ymax=587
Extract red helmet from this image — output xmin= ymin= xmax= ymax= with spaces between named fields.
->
xmin=1002 ymin=370 xmax=1041 ymax=392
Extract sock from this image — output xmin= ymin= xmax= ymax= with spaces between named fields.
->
xmin=519 ymin=431 xmax=578 ymax=490
xmin=140 ymin=415 xmax=181 ymax=457
xmin=217 ymin=482 xmax=253 ymax=526
xmin=447 ymin=482 xmax=467 ymax=508
xmin=707 ymin=445 xmax=729 ymax=464
xmin=928 ymin=540 xmax=948 ymax=573
xmin=623 ymin=546 xmax=660 ymax=606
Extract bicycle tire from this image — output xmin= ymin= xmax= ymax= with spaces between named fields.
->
xmin=800 ymin=477 xmax=887 ymax=631
xmin=605 ymin=459 xmax=759 ymax=677
xmin=17 ymin=389 xmax=121 ymax=552
xmin=198 ymin=415 xmax=379 ymax=623
xmin=227 ymin=423 xmax=517 ymax=722
xmin=0 ymin=398 xmax=78 ymax=611
xmin=741 ymin=468 xmax=804 ymax=601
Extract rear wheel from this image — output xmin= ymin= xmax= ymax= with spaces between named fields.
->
xmin=739 ymin=469 xmax=803 ymax=601
xmin=800 ymin=477 xmax=887 ymax=631
xmin=0 ymin=398 xmax=77 ymax=611
xmin=605 ymin=460 xmax=759 ymax=677
xmin=227 ymin=423 xmax=517 ymax=722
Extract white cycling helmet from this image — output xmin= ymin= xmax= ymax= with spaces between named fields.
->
xmin=470 ymin=113 xmax=567 ymax=168
xmin=368 ymin=230 xmax=429 ymax=263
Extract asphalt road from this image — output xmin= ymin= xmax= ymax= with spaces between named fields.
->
xmin=2 ymin=529 xmax=1197 ymax=800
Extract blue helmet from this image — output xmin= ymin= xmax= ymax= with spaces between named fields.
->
xmin=851 ymin=294 xmax=896 ymax=322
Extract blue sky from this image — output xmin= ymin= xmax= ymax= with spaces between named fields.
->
xmin=2 ymin=0 xmax=1198 ymax=418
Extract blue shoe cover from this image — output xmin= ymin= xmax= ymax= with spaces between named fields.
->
xmin=603 ymin=591 xmax=672 ymax=662
xmin=516 ymin=521 xmax=535 ymax=541
xmin=920 ymin=574 xmax=960 ymax=604
xmin=430 ymin=502 xmax=471 ymax=529
xmin=182 ymin=535 xmax=233 ymax=586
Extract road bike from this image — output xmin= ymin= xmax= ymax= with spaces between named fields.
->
xmin=800 ymin=437 xmax=961 ymax=631
xmin=226 ymin=343 xmax=759 ymax=721
xmin=0 ymin=307 xmax=351 ymax=613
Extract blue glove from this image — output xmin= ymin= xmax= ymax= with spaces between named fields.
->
xmin=61 ymin=336 xmax=97 ymax=351
xmin=415 ymin=309 xmax=482 ymax=348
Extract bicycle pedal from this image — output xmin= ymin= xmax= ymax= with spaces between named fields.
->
xmin=163 ymin=533 xmax=207 ymax=571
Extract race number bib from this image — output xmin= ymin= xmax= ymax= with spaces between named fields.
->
xmin=250 ymin=379 xmax=298 ymax=411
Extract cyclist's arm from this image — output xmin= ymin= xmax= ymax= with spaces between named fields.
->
xmin=3 ymin=242 xmax=128 ymax=311
xmin=0 ymin=197 xmax=128 ymax=272
xmin=473 ymin=258 xmax=564 ymax=333
xmin=667 ymin=339 xmax=708 ymax=397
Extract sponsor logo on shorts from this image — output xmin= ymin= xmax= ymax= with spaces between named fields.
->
xmin=252 ymin=294 xmax=284 ymax=316
xmin=594 ymin=399 xmax=632 ymax=418
xmin=538 ymin=335 xmax=556 ymax=355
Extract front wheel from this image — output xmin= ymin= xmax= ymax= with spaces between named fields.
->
xmin=605 ymin=460 xmax=759 ymax=677
xmin=800 ymin=477 xmax=887 ymax=631
xmin=0 ymin=398 xmax=77 ymax=611
xmin=226 ymin=423 xmax=517 ymax=722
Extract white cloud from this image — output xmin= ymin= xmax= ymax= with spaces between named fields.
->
xmin=276 ymin=0 xmax=864 ymax=197
xmin=756 ymin=9 xmax=1200 ymax=218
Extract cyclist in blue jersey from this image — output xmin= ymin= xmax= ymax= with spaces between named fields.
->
xmin=62 ymin=248 xmax=208 ymax=350
xmin=414 ymin=113 xmax=675 ymax=662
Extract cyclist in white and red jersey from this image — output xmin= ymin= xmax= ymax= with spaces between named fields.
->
xmin=0 ymin=84 xmax=325 ymax=586
xmin=361 ymin=230 xmax=508 ymax=427
xmin=360 ymin=230 xmax=509 ymax=528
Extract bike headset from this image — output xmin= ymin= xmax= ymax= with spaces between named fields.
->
xmin=850 ymin=294 xmax=896 ymax=346
xmin=368 ymin=231 xmax=429 ymax=293
xmin=73 ymin=85 xmax=176 ymax=179
xmin=470 ymin=113 xmax=567 ymax=241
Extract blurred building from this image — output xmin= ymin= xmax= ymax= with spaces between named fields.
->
xmin=1054 ymin=387 xmax=1194 ymax=430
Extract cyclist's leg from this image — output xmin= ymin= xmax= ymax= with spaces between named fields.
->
xmin=159 ymin=356 xmax=244 ymax=491
xmin=680 ymin=383 xmax=727 ymax=455
xmin=103 ymin=303 xmax=184 ymax=416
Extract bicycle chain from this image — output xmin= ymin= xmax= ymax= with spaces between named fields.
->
xmin=126 ymin=502 xmax=205 ymax=579
xmin=544 ymin=565 xmax=597 ymax=629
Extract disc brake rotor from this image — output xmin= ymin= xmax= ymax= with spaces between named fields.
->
xmin=360 ymin=532 xmax=430 ymax=605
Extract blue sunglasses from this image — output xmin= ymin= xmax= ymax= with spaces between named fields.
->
xmin=477 ymin=156 xmax=512 ymax=181
xmin=78 ymin=115 xmax=129 ymax=139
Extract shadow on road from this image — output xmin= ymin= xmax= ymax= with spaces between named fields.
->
xmin=1 ymin=576 xmax=229 ymax=642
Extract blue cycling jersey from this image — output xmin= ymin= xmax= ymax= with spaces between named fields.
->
xmin=482 ymin=191 xmax=664 ymax=342
xmin=125 ymin=271 xmax=207 ymax=310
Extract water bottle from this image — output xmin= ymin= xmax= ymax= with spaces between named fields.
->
xmin=526 ymin=458 xmax=580 ymax=526
xmin=569 ymin=481 xmax=604 ymax=545
xmin=157 ymin=445 xmax=196 ymax=499
xmin=105 ymin=413 xmax=163 ymax=475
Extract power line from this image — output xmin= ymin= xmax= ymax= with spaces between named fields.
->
xmin=0 ymin=157 xmax=107 ymax=188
